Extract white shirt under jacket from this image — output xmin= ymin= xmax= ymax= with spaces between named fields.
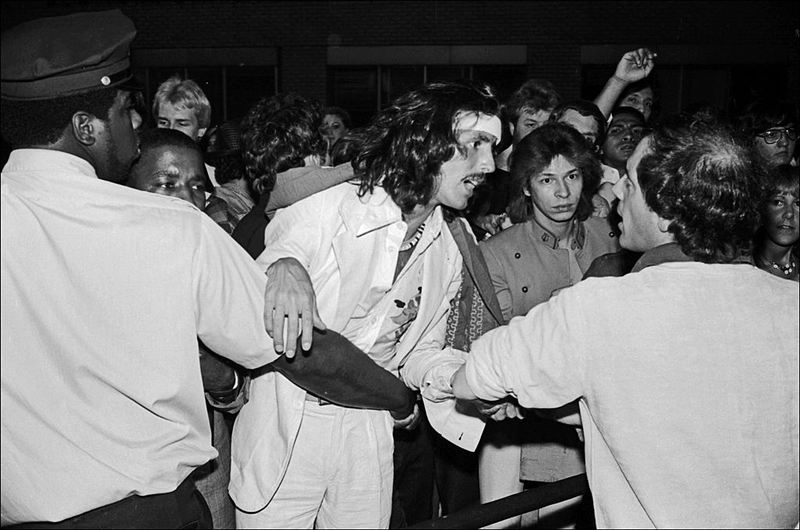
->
xmin=230 ymin=182 xmax=486 ymax=512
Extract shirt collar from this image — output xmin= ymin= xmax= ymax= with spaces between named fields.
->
xmin=339 ymin=186 xmax=443 ymax=240
xmin=630 ymin=242 xmax=693 ymax=272
xmin=526 ymin=217 xmax=585 ymax=250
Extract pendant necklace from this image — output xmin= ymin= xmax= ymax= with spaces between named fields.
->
xmin=758 ymin=255 xmax=797 ymax=276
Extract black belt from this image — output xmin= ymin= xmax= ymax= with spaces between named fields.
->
xmin=6 ymin=473 xmax=211 ymax=529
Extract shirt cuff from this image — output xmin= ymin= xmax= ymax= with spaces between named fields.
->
xmin=419 ymin=360 xmax=465 ymax=402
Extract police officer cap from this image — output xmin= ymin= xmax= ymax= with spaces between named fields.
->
xmin=1 ymin=9 xmax=139 ymax=101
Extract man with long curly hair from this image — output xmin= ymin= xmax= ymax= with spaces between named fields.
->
xmin=452 ymin=118 xmax=800 ymax=528
xmin=231 ymin=80 xmax=503 ymax=528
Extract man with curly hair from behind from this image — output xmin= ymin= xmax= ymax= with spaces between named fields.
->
xmin=452 ymin=117 xmax=800 ymax=528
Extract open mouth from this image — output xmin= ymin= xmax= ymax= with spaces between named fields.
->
xmin=463 ymin=174 xmax=485 ymax=190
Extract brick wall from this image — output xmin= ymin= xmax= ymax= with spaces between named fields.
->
xmin=2 ymin=0 xmax=798 ymax=106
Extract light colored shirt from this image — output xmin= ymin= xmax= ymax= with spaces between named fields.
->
xmin=600 ymin=163 xmax=620 ymax=186
xmin=1 ymin=149 xmax=280 ymax=525
xmin=464 ymin=260 xmax=800 ymax=528
xmin=230 ymin=182 xmax=484 ymax=512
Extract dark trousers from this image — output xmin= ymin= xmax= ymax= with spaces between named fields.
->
xmin=389 ymin=407 xmax=482 ymax=528
xmin=6 ymin=475 xmax=212 ymax=529
xmin=390 ymin=406 xmax=436 ymax=528
xmin=432 ymin=429 xmax=480 ymax=516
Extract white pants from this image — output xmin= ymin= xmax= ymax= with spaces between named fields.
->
xmin=236 ymin=402 xmax=394 ymax=529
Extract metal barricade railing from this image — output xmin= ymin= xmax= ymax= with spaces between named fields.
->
xmin=408 ymin=473 xmax=589 ymax=529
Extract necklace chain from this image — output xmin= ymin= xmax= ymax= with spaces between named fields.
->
xmin=400 ymin=223 xmax=426 ymax=252
xmin=759 ymin=255 xmax=796 ymax=276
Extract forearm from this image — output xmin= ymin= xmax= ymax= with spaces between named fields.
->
xmin=593 ymin=75 xmax=628 ymax=118
xmin=451 ymin=364 xmax=478 ymax=401
xmin=266 ymin=162 xmax=354 ymax=217
xmin=199 ymin=341 xmax=248 ymax=412
xmin=199 ymin=341 xmax=237 ymax=392
xmin=268 ymin=328 xmax=416 ymax=419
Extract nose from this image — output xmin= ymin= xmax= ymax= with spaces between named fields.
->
xmin=783 ymin=205 xmax=796 ymax=220
xmin=621 ymin=126 xmax=635 ymax=141
xmin=131 ymin=109 xmax=143 ymax=130
xmin=479 ymin=146 xmax=495 ymax=174
xmin=776 ymin=131 xmax=789 ymax=147
xmin=555 ymin=179 xmax=569 ymax=198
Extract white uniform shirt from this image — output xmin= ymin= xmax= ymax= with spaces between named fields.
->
xmin=1 ymin=149 xmax=280 ymax=525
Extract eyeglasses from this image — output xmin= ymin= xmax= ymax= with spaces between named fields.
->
xmin=757 ymin=127 xmax=797 ymax=144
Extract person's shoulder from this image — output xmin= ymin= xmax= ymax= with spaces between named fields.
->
xmin=583 ymin=215 xmax=616 ymax=233
xmin=480 ymin=221 xmax=527 ymax=250
xmin=124 ymin=186 xmax=202 ymax=215
xmin=583 ymin=216 xmax=621 ymax=244
xmin=279 ymin=180 xmax=359 ymax=216
xmin=583 ymin=249 xmax=640 ymax=279
xmin=118 ymin=187 xmax=214 ymax=236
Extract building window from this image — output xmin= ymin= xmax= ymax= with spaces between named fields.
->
xmin=134 ymin=65 xmax=277 ymax=127
xmin=580 ymin=44 xmax=795 ymax=120
xmin=327 ymin=45 xmax=527 ymax=127
xmin=328 ymin=65 xmax=526 ymax=127
xmin=131 ymin=47 xmax=279 ymax=127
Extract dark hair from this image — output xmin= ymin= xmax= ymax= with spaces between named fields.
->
xmin=616 ymin=75 xmax=660 ymax=122
xmin=610 ymin=106 xmax=647 ymax=126
xmin=1 ymin=88 xmax=119 ymax=147
xmin=354 ymin=80 xmax=501 ymax=214
xmin=504 ymin=79 xmax=562 ymax=127
xmin=549 ymin=99 xmax=607 ymax=146
xmin=138 ymin=126 xmax=199 ymax=153
xmin=766 ymin=163 xmax=800 ymax=195
xmin=507 ymin=122 xmax=602 ymax=224
xmin=206 ymin=119 xmax=246 ymax=185
xmin=241 ymin=92 xmax=326 ymax=197
xmin=129 ymin=128 xmax=202 ymax=179
xmin=330 ymin=127 xmax=365 ymax=166
xmin=736 ymin=99 xmax=797 ymax=140
xmin=758 ymin=164 xmax=800 ymax=262
xmin=323 ymin=106 xmax=352 ymax=129
xmin=636 ymin=119 xmax=765 ymax=263
xmin=619 ymin=77 xmax=658 ymax=102
xmin=678 ymin=102 xmax=729 ymax=128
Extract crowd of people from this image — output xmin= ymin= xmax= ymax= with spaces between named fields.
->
xmin=1 ymin=8 xmax=798 ymax=530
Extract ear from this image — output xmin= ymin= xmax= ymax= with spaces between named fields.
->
xmin=657 ymin=215 xmax=671 ymax=233
xmin=71 ymin=111 xmax=96 ymax=147
xmin=508 ymin=121 xmax=516 ymax=138
xmin=523 ymin=186 xmax=531 ymax=197
xmin=197 ymin=127 xmax=208 ymax=140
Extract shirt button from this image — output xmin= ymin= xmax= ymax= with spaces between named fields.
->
xmin=514 ymin=252 xmax=521 ymax=259
xmin=521 ymin=286 xmax=528 ymax=293
xmin=609 ymin=231 xmax=616 ymax=238
xmin=388 ymin=246 xmax=396 ymax=253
